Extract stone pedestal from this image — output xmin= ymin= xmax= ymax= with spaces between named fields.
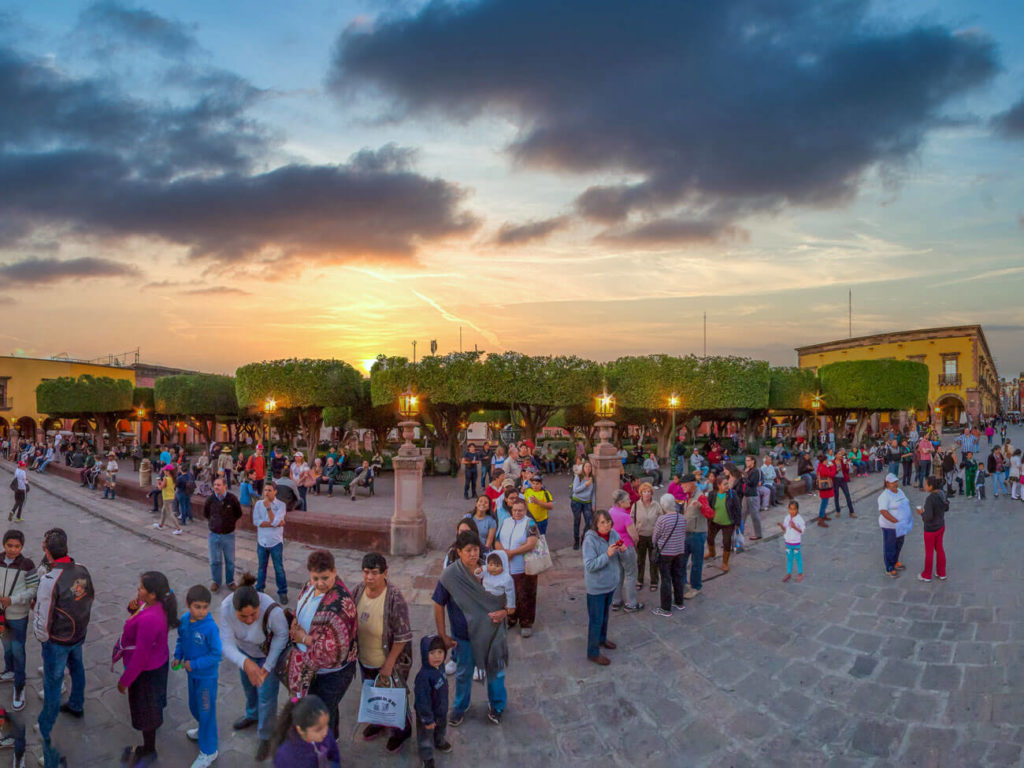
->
xmin=590 ymin=419 xmax=620 ymax=513
xmin=139 ymin=458 xmax=152 ymax=488
xmin=391 ymin=421 xmax=427 ymax=556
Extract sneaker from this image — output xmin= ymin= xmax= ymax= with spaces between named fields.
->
xmin=254 ymin=739 xmax=272 ymax=762
xmin=0 ymin=672 xmax=13 ymax=682
xmin=59 ymin=703 xmax=83 ymax=718
xmin=673 ymin=603 xmax=685 ymax=611
xmin=435 ymin=741 xmax=453 ymax=753
xmin=152 ymin=523 xmax=163 ymax=529
xmin=190 ymin=753 xmax=218 ymax=768
xmin=917 ymin=575 xmax=932 ymax=583
xmin=362 ymin=724 xmax=385 ymax=741
xmin=444 ymin=660 xmax=457 ymax=676
xmin=172 ymin=529 xmax=183 ymax=535
xmin=12 ymin=687 xmax=24 ymax=711
xmin=227 ymin=582 xmax=237 ymax=591
xmin=278 ymin=594 xmax=288 ymax=607
xmin=0 ymin=736 xmax=12 ymax=748
xmin=472 ymin=667 xmax=484 ymax=682
xmin=795 ymin=574 xmax=804 ymax=582
xmin=487 ymin=707 xmax=502 ymax=725
xmin=938 ymin=575 xmax=948 ymax=581
xmin=651 ymin=608 xmax=672 ymax=617
xmin=233 ymin=715 xmax=258 ymax=731
xmin=14 ymin=753 xmax=24 ymax=768
xmin=894 ymin=562 xmax=906 ymax=571
xmin=186 ymin=728 xmax=199 ymax=741
xmin=622 ymin=603 xmax=645 ymax=613
xmin=683 ymin=587 xmax=699 ymax=599
xmin=520 ymin=627 xmax=533 ymax=638
xmin=447 ymin=713 xmax=464 ymax=728
xmin=610 ymin=602 xmax=624 ymax=612
xmin=210 ymin=583 xmax=219 ymax=593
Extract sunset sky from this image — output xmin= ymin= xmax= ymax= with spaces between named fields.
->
xmin=2 ymin=1 xmax=1023 ymax=377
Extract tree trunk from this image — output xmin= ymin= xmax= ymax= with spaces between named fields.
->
xmin=852 ymin=410 xmax=871 ymax=448
xmin=93 ymin=414 xmax=108 ymax=453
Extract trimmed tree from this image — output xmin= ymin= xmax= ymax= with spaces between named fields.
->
xmin=768 ymin=366 xmax=819 ymax=444
xmin=155 ymin=374 xmax=238 ymax=445
xmin=235 ymin=359 xmax=362 ymax=452
xmin=819 ymin=360 xmax=929 ymax=447
xmin=36 ymin=375 xmax=133 ymax=452
xmin=482 ymin=352 xmax=603 ymax=442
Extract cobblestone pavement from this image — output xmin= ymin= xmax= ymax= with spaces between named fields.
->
xmin=2 ymin=435 xmax=1023 ymax=767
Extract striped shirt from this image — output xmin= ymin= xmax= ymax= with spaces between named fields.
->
xmin=652 ymin=511 xmax=686 ymax=557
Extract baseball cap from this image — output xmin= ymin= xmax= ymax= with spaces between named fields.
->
xmin=884 ymin=473 xmax=899 ymax=483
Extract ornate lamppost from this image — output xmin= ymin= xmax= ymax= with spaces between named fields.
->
xmin=263 ymin=396 xmax=276 ymax=446
xmin=397 ymin=389 xmax=420 ymax=456
xmin=590 ymin=390 xmax=620 ymax=512
xmin=392 ymin=388 xmax=427 ymax=555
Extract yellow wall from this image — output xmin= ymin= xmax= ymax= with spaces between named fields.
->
xmin=798 ymin=331 xmax=999 ymax=418
xmin=0 ymin=356 xmax=135 ymax=437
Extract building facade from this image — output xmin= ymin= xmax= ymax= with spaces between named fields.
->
xmin=0 ymin=356 xmax=136 ymax=441
xmin=795 ymin=325 xmax=1000 ymax=428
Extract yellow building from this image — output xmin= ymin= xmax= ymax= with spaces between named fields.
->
xmin=0 ymin=356 xmax=136 ymax=440
xmin=795 ymin=325 xmax=999 ymax=427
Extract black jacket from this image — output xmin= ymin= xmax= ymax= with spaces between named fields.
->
xmin=414 ymin=636 xmax=449 ymax=725
xmin=921 ymin=491 xmax=947 ymax=532
xmin=204 ymin=492 xmax=244 ymax=534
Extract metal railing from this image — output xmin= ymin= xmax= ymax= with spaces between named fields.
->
xmin=937 ymin=373 xmax=962 ymax=388
xmin=0 ymin=395 xmax=11 ymax=410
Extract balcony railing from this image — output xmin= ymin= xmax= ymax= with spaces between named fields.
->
xmin=0 ymin=395 xmax=11 ymax=411
xmin=937 ymin=373 xmax=962 ymax=388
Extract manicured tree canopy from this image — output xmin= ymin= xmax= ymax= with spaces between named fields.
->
xmin=345 ymin=379 xmax=397 ymax=451
xmin=36 ymin=375 xmax=133 ymax=451
xmin=132 ymin=387 xmax=155 ymax=412
xmin=819 ymin=359 xmax=929 ymax=446
xmin=236 ymin=359 xmax=362 ymax=451
xmin=482 ymin=352 xmax=603 ymax=441
xmin=768 ymin=367 xmax=819 ymax=411
xmin=155 ymin=374 xmax=238 ymax=444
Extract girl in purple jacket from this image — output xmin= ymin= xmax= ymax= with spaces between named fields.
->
xmin=271 ymin=695 xmax=340 ymax=768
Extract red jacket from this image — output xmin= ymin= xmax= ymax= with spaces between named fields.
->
xmin=817 ymin=462 xmax=837 ymax=498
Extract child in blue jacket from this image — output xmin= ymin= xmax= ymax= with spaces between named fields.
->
xmin=414 ymin=635 xmax=452 ymax=768
xmin=174 ymin=585 xmax=222 ymax=768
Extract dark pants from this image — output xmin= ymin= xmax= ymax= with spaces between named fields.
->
xmin=683 ymin=532 xmax=706 ymax=591
xmin=570 ymin=500 xmax=592 ymax=545
xmin=658 ymin=554 xmax=686 ymax=611
xmin=147 ymin=488 xmax=161 ymax=512
xmin=707 ymin=521 xmax=734 ymax=553
xmin=11 ymin=490 xmax=25 ymax=518
xmin=4 ymin=616 xmax=28 ymax=690
xmin=316 ymin=476 xmax=335 ymax=495
xmin=882 ymin=528 xmax=905 ymax=573
xmin=902 ymin=462 xmax=913 ymax=485
xmin=464 ymin=469 xmax=478 ymax=498
xmin=635 ymin=535 xmax=658 ymax=586
xmin=297 ymin=485 xmax=307 ymax=511
xmin=480 ymin=463 xmax=491 ymax=490
xmin=586 ymin=590 xmax=614 ymax=658
xmin=416 ymin=716 xmax=448 ymax=761
xmin=508 ymin=572 xmax=537 ymax=628
xmin=916 ymin=460 xmax=931 ymax=489
xmin=834 ymin=479 xmax=854 ymax=515
xmin=308 ymin=663 xmax=356 ymax=739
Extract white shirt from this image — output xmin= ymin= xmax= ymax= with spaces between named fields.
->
xmin=252 ymin=498 xmax=286 ymax=548
xmin=13 ymin=468 xmax=27 ymax=491
xmin=290 ymin=462 xmax=308 ymax=484
xmin=761 ymin=464 xmax=777 ymax=485
xmin=877 ymin=488 xmax=908 ymax=530
xmin=782 ymin=514 xmax=805 ymax=545
xmin=498 ymin=516 xmax=534 ymax=575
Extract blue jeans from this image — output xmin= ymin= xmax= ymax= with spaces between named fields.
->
xmin=887 ymin=461 xmax=900 ymax=478
xmin=993 ymin=471 xmax=1006 ymax=496
xmin=37 ymin=458 xmax=52 ymax=473
xmin=882 ymin=528 xmax=904 ymax=573
xmin=238 ymin=654 xmax=279 ymax=741
xmin=3 ymin=616 xmax=28 ymax=689
xmin=480 ymin=464 xmax=491 ymax=490
xmin=256 ymin=543 xmax=288 ymax=597
xmin=817 ymin=496 xmax=838 ymax=519
xmin=463 ymin=469 xmax=477 ymax=498
xmin=188 ymin=675 xmax=218 ymax=755
xmin=683 ymin=532 xmax=706 ymax=590
xmin=297 ymin=485 xmax=307 ymax=511
xmin=176 ymin=492 xmax=193 ymax=523
xmin=570 ymin=500 xmax=592 ymax=545
xmin=535 ymin=518 xmax=548 ymax=536
xmin=451 ymin=636 xmax=506 ymax=716
xmin=102 ymin=486 xmax=115 ymax=499
xmin=38 ymin=640 xmax=86 ymax=740
xmin=208 ymin=532 xmax=236 ymax=586
xmin=786 ymin=544 xmax=803 ymax=575
xmin=586 ymin=591 xmax=614 ymax=658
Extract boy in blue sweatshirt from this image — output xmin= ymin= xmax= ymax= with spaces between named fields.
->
xmin=414 ymin=635 xmax=452 ymax=768
xmin=174 ymin=585 xmax=222 ymax=768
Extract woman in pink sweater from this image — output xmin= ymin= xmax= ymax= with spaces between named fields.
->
xmin=116 ymin=571 xmax=179 ymax=767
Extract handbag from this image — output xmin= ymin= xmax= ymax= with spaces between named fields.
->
xmin=817 ymin=475 xmax=833 ymax=491
xmin=652 ymin=513 xmax=680 ymax=563
xmin=523 ymin=534 xmax=553 ymax=575
xmin=357 ymin=674 xmax=408 ymax=728
xmin=8 ymin=478 xmax=15 ymax=492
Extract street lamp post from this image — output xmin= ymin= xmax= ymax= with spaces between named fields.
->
xmin=392 ymin=389 xmax=427 ymax=555
xmin=263 ymin=396 xmax=277 ymax=447
xmin=590 ymin=390 xmax=620 ymax=513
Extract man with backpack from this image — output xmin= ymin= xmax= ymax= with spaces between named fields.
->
xmin=33 ymin=528 xmax=94 ymax=753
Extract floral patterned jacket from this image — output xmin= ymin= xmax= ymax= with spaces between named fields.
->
xmin=351 ymin=582 xmax=413 ymax=685
xmin=286 ymin=577 xmax=358 ymax=697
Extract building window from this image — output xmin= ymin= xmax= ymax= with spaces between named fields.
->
xmin=944 ymin=359 xmax=957 ymax=376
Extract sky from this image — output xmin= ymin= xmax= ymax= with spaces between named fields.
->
xmin=1 ymin=0 xmax=1022 ymax=377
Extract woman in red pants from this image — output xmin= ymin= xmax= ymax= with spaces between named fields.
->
xmin=916 ymin=476 xmax=947 ymax=582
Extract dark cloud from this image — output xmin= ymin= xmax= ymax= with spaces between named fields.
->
xmin=494 ymin=216 xmax=568 ymax=245
xmin=333 ymin=0 xmax=997 ymax=241
xmin=596 ymin=218 xmax=747 ymax=246
xmin=992 ymin=97 xmax=1024 ymax=139
xmin=75 ymin=1 xmax=198 ymax=57
xmin=0 ymin=18 xmax=478 ymax=264
xmin=0 ymin=256 xmax=139 ymax=284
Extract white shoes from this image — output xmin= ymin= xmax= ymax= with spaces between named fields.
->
xmin=12 ymin=687 xmax=24 ymax=711
xmin=445 ymin=660 xmax=456 ymax=676
xmin=186 ymin=728 xmax=199 ymax=741
xmin=152 ymin=523 xmax=163 ymax=529
xmin=190 ymin=752 xmax=218 ymax=768
xmin=14 ymin=752 xmax=24 ymax=768
xmin=0 ymin=672 xmax=13 ymax=683
xmin=172 ymin=529 xmax=183 ymax=535
xmin=472 ymin=667 xmax=485 ymax=682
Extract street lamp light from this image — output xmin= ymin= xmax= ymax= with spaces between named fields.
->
xmin=594 ymin=390 xmax=616 ymax=451
xmin=499 ymin=423 xmax=522 ymax=445
xmin=136 ymin=407 xmax=145 ymax=419
xmin=595 ymin=391 xmax=616 ymax=420
xmin=263 ymin=396 xmax=277 ymax=414
xmin=668 ymin=394 xmax=680 ymax=459
xmin=397 ymin=389 xmax=420 ymax=456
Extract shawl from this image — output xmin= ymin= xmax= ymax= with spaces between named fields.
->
xmin=439 ymin=561 xmax=508 ymax=677
xmin=287 ymin=577 xmax=357 ymax=697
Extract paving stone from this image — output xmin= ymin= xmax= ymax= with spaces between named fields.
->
xmin=850 ymin=720 xmax=906 ymax=758
xmin=900 ymin=725 xmax=959 ymax=768
xmin=953 ymin=641 xmax=994 ymax=665
xmin=986 ymin=742 xmax=1023 ymax=766
xmin=891 ymin=689 xmax=945 ymax=725
xmin=876 ymin=658 xmax=924 ymax=688
xmin=845 ymin=630 xmax=883 ymax=654
xmin=848 ymin=655 xmax=878 ymax=679
xmin=919 ymin=664 xmax=963 ymax=692
xmin=917 ymin=641 xmax=955 ymax=664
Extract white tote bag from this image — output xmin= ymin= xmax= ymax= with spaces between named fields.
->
xmin=524 ymin=534 xmax=553 ymax=575
xmin=357 ymin=677 xmax=407 ymax=728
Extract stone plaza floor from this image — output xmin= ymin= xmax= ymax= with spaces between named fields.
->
xmin=1 ymin=434 xmax=1022 ymax=767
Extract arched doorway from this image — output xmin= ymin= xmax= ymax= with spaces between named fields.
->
xmin=42 ymin=417 xmax=63 ymax=434
xmin=15 ymin=417 xmax=36 ymax=440
xmin=71 ymin=418 xmax=92 ymax=435
xmin=934 ymin=395 xmax=965 ymax=429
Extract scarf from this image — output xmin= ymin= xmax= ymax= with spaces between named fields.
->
xmin=438 ymin=561 xmax=508 ymax=677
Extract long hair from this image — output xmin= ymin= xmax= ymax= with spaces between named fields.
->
xmin=269 ymin=695 xmax=328 ymax=753
xmin=141 ymin=571 xmax=179 ymax=629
